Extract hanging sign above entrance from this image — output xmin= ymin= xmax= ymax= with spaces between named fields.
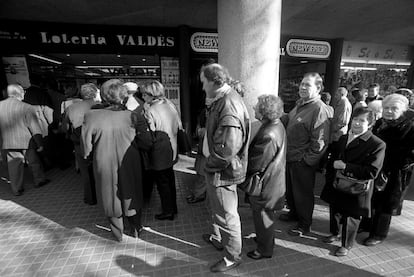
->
xmin=286 ymin=39 xmax=331 ymax=59
xmin=190 ymin=32 xmax=218 ymax=53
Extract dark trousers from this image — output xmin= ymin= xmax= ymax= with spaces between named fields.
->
xmin=286 ymin=160 xmax=316 ymax=229
xmin=250 ymin=196 xmax=275 ymax=257
xmin=153 ymin=167 xmax=177 ymax=214
xmin=329 ymin=207 xmax=360 ymax=248
xmin=369 ymin=210 xmax=392 ymax=239
xmin=74 ymin=145 xmax=96 ymax=204
xmin=108 ymin=210 xmax=142 ymax=241
xmin=6 ymin=149 xmax=45 ymax=194
xmin=142 ymin=169 xmax=154 ymax=202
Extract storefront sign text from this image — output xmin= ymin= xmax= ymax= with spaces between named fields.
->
xmin=39 ymin=31 xmax=175 ymax=47
xmin=286 ymin=39 xmax=331 ymax=59
xmin=190 ymin=32 xmax=218 ymax=53
xmin=342 ymin=41 xmax=410 ymax=62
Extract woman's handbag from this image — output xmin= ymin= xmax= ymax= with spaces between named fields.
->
xmin=239 ymin=153 xmax=278 ymax=196
xmin=374 ymin=171 xmax=388 ymax=191
xmin=333 ymin=171 xmax=372 ymax=195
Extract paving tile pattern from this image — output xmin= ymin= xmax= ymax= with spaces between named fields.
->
xmin=0 ymin=156 xmax=413 ymax=277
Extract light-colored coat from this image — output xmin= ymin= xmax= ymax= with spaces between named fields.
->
xmin=0 ymin=98 xmax=43 ymax=149
xmin=144 ymin=98 xmax=180 ymax=170
xmin=81 ymin=106 xmax=151 ymax=218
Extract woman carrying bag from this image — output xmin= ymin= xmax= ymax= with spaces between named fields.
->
xmin=321 ymin=107 xmax=386 ymax=256
xmin=242 ymin=95 xmax=286 ymax=260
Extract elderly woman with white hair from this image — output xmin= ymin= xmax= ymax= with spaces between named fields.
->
xmin=364 ymin=93 xmax=414 ymax=246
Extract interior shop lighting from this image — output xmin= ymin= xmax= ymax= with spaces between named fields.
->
xmin=342 ymin=59 xmax=410 ymax=66
xmin=75 ymin=65 xmax=123 ymax=69
xmin=341 ymin=66 xmax=377 ymax=71
xmin=84 ymin=72 xmax=101 ymax=76
xmin=391 ymin=68 xmax=407 ymax=72
xmin=28 ymin=54 xmax=62 ymax=65
xmin=130 ymin=65 xmax=160 ymax=69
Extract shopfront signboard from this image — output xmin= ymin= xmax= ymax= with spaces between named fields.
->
xmin=0 ymin=20 xmax=178 ymax=55
xmin=342 ymin=41 xmax=411 ymax=63
xmin=286 ymin=39 xmax=331 ymax=59
xmin=190 ymin=32 xmax=218 ymax=53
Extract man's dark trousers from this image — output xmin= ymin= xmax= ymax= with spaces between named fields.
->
xmin=286 ymin=160 xmax=316 ymax=230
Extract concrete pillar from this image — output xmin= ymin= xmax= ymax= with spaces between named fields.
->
xmin=325 ymin=38 xmax=344 ymax=103
xmin=217 ymin=0 xmax=282 ymax=120
xmin=178 ymin=25 xmax=192 ymax=139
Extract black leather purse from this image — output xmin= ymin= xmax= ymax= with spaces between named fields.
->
xmin=333 ymin=171 xmax=372 ymax=195
xmin=239 ymin=154 xmax=277 ymax=197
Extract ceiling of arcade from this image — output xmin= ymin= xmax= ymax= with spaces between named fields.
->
xmin=1 ymin=0 xmax=414 ymax=46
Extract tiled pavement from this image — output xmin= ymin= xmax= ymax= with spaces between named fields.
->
xmin=0 ymin=155 xmax=414 ymax=277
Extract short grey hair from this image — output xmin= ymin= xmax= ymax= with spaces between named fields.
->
xmin=383 ymin=93 xmax=409 ymax=112
xmin=7 ymin=84 xmax=24 ymax=98
xmin=80 ymin=83 xmax=98 ymax=100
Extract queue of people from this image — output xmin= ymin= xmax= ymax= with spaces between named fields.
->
xmin=1 ymin=64 xmax=414 ymax=273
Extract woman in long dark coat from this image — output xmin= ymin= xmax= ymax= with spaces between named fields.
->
xmin=365 ymin=94 xmax=414 ymax=246
xmin=245 ymin=95 xmax=286 ymax=260
xmin=321 ymin=107 xmax=386 ymax=256
xmin=81 ymin=79 xmax=152 ymax=242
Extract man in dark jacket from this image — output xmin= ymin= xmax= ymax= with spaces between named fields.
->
xmin=366 ymin=83 xmax=383 ymax=104
xmin=200 ymin=63 xmax=250 ymax=272
xmin=279 ymin=72 xmax=331 ymax=236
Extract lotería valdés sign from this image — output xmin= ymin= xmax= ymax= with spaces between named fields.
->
xmin=40 ymin=32 xmax=175 ymax=47
xmin=286 ymin=39 xmax=331 ymax=59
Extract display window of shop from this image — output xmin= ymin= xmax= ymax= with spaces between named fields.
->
xmin=0 ymin=20 xmax=182 ymax=110
xmin=340 ymin=41 xmax=413 ymax=97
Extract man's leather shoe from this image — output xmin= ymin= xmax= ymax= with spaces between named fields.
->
xmin=279 ymin=213 xmax=298 ymax=222
xmin=364 ymin=237 xmax=383 ymax=246
xmin=335 ymin=246 xmax=351 ymax=256
xmin=210 ymin=258 xmax=241 ymax=273
xmin=288 ymin=226 xmax=311 ymax=236
xmin=247 ymin=250 xmax=271 ymax=260
xmin=186 ymin=193 xmax=206 ymax=204
xmin=323 ymin=235 xmax=340 ymax=243
xmin=202 ymin=234 xmax=223 ymax=251
xmin=154 ymin=213 xmax=174 ymax=220
xmin=34 ymin=179 xmax=50 ymax=188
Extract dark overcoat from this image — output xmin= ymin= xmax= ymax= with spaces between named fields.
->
xmin=321 ymin=131 xmax=386 ymax=217
xmin=372 ymin=116 xmax=414 ymax=214
xmin=246 ymin=119 xmax=286 ymax=210
xmin=81 ymin=105 xmax=152 ymax=218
